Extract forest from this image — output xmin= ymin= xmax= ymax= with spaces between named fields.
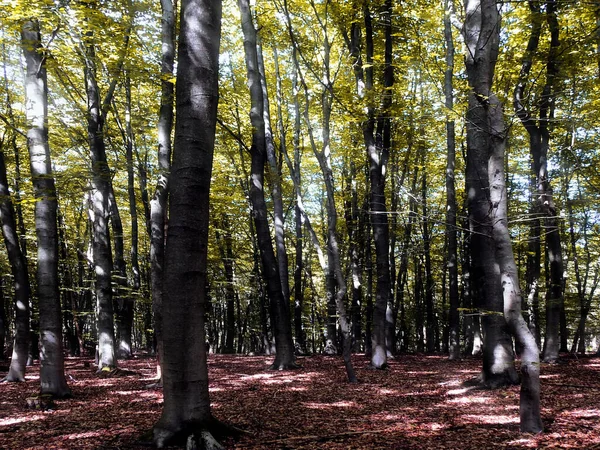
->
xmin=1 ymin=0 xmax=600 ymax=447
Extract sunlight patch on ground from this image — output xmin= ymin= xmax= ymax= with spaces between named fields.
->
xmin=0 ymin=415 xmax=43 ymax=427
xmin=406 ymin=371 xmax=438 ymax=375
xmin=564 ymin=408 xmax=600 ymax=419
xmin=446 ymin=396 xmax=489 ymax=404
xmin=378 ymin=388 xmax=398 ymax=395
xmin=63 ymin=430 xmax=104 ymax=440
xmin=438 ymin=379 xmax=462 ymax=387
xmin=289 ymin=386 xmax=308 ymax=391
xmin=506 ymin=437 xmax=537 ymax=447
xmin=25 ymin=375 xmax=40 ymax=381
xmin=463 ymin=414 xmax=518 ymax=424
xmin=429 ymin=422 xmax=447 ymax=431
xmin=539 ymin=374 xmax=561 ymax=379
xmin=303 ymin=401 xmax=357 ymax=410
xmin=446 ymin=387 xmax=477 ymax=395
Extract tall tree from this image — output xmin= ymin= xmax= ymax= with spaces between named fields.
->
xmin=444 ymin=0 xmax=460 ymax=360
xmin=21 ymin=19 xmax=71 ymax=397
xmin=150 ymin=0 xmax=176 ymax=378
xmin=513 ymin=0 xmax=563 ymax=363
xmin=0 ymin=130 xmax=30 ymax=382
xmin=464 ymin=0 xmax=542 ymax=432
xmin=238 ymin=0 xmax=296 ymax=369
xmin=153 ymin=0 xmax=225 ymax=446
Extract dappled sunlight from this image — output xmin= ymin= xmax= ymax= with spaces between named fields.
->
xmin=0 ymin=414 xmax=43 ymax=427
xmin=564 ymin=408 xmax=600 ymax=419
xmin=462 ymin=414 xmax=519 ymax=425
xmin=446 ymin=395 xmax=490 ymax=404
xmin=62 ymin=430 xmax=105 ymax=440
xmin=506 ymin=437 xmax=538 ymax=448
xmin=438 ymin=378 xmax=462 ymax=387
xmin=303 ymin=400 xmax=358 ymax=410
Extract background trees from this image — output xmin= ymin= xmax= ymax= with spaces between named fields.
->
xmin=1 ymin=0 xmax=600 ymax=435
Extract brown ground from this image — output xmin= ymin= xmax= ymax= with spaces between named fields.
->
xmin=1 ymin=353 xmax=599 ymax=449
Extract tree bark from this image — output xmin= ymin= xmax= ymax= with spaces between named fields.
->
xmin=238 ymin=0 xmax=296 ymax=369
xmin=0 ymin=139 xmax=30 ymax=382
xmin=21 ymin=20 xmax=71 ymax=397
xmin=444 ymin=0 xmax=460 ymax=360
xmin=216 ymin=215 xmax=236 ymax=354
xmin=152 ymin=0 xmax=223 ymax=445
xmin=84 ymin=22 xmax=117 ymax=369
xmin=150 ymin=0 xmax=176 ymax=379
xmin=464 ymin=0 xmax=542 ymax=432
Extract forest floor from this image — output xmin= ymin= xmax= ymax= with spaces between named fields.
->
xmin=1 ymin=353 xmax=599 ymax=449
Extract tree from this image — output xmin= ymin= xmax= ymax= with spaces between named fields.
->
xmin=0 ymin=126 xmax=30 ymax=382
xmin=153 ymin=0 xmax=225 ymax=446
xmin=238 ymin=0 xmax=296 ymax=369
xmin=21 ymin=19 xmax=70 ymax=397
xmin=444 ymin=0 xmax=460 ymax=361
xmin=463 ymin=0 xmax=542 ymax=432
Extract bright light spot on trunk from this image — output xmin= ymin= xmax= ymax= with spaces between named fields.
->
xmin=16 ymin=300 xmax=26 ymax=311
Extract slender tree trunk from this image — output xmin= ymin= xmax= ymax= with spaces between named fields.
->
xmin=84 ymin=25 xmax=117 ymax=369
xmin=109 ymin=186 xmax=133 ymax=359
xmin=444 ymin=0 xmax=460 ymax=360
xmin=0 ymin=278 xmax=5 ymax=360
xmin=21 ymin=20 xmax=71 ymax=397
xmin=239 ymin=0 xmax=296 ymax=369
xmin=257 ymin=42 xmax=290 ymax=312
xmin=125 ymin=73 xmax=140 ymax=351
xmin=422 ymin=167 xmax=436 ymax=353
xmin=150 ymin=0 xmax=176 ymax=382
xmin=0 ymin=142 xmax=30 ymax=382
xmin=216 ymin=215 xmax=236 ymax=354
xmin=363 ymin=1 xmax=391 ymax=369
xmin=153 ymin=0 xmax=224 ymax=446
xmin=464 ymin=0 xmax=542 ymax=431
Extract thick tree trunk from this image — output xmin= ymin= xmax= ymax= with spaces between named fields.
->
xmin=153 ymin=0 xmax=223 ymax=446
xmin=239 ymin=0 xmax=296 ymax=369
xmin=464 ymin=0 xmax=542 ymax=432
xmin=21 ymin=20 xmax=71 ymax=396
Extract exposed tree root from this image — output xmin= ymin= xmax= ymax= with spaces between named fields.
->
xmin=153 ymin=417 xmax=245 ymax=449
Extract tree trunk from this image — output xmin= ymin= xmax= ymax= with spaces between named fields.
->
xmin=125 ymin=73 xmax=140 ymax=351
xmin=150 ymin=0 xmax=176 ymax=381
xmin=152 ymin=0 xmax=224 ymax=445
xmin=0 ymin=143 xmax=30 ymax=382
xmin=257 ymin=41 xmax=290 ymax=313
xmin=464 ymin=0 xmax=542 ymax=432
xmin=0 ymin=278 xmax=5 ymax=360
xmin=363 ymin=2 xmax=391 ymax=369
xmin=21 ymin=20 xmax=71 ymax=397
xmin=109 ymin=186 xmax=133 ymax=359
xmin=444 ymin=0 xmax=460 ymax=360
xmin=84 ymin=25 xmax=117 ymax=370
xmin=238 ymin=0 xmax=296 ymax=369
xmin=216 ymin=215 xmax=236 ymax=354
xmin=422 ymin=167 xmax=436 ymax=353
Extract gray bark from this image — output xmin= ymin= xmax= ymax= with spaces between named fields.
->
xmin=152 ymin=0 xmax=222 ymax=445
xmin=0 ymin=139 xmax=30 ymax=382
xmin=444 ymin=0 xmax=460 ymax=361
xmin=22 ymin=19 xmax=71 ymax=397
xmin=84 ymin=23 xmax=117 ymax=369
xmin=464 ymin=0 xmax=542 ymax=432
xmin=239 ymin=0 xmax=296 ymax=369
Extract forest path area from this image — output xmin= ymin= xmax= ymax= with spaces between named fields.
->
xmin=1 ymin=354 xmax=599 ymax=449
